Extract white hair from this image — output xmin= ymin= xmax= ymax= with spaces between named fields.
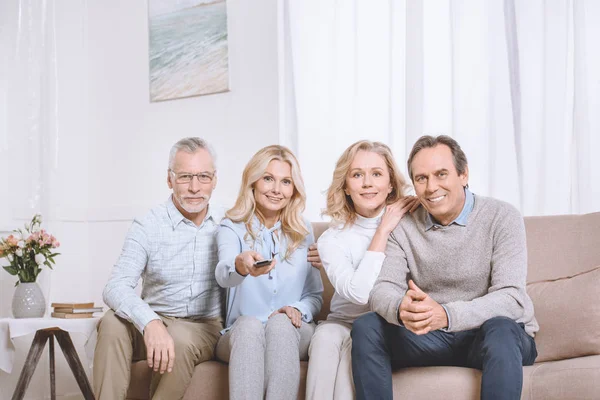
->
xmin=168 ymin=137 xmax=217 ymax=170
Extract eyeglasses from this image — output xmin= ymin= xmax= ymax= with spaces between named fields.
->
xmin=169 ymin=170 xmax=216 ymax=184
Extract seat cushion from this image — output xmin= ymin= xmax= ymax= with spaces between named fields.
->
xmin=527 ymin=265 xmax=600 ymax=362
xmin=523 ymin=355 xmax=600 ymax=400
xmin=127 ymin=360 xmax=308 ymax=400
xmin=391 ymin=366 xmax=481 ymax=400
xmin=183 ymin=361 xmax=229 ymax=400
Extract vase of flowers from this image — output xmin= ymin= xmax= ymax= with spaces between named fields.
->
xmin=0 ymin=214 xmax=60 ymax=318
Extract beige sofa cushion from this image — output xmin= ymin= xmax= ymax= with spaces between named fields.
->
xmin=391 ymin=366 xmax=481 ymax=399
xmin=523 ymin=355 xmax=600 ymax=400
xmin=527 ymin=265 xmax=600 ymax=362
xmin=525 ymin=212 xmax=600 ymax=282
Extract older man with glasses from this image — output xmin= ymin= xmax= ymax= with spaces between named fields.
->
xmin=93 ymin=137 xmax=225 ymax=400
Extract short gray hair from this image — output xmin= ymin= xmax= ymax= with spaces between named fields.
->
xmin=407 ymin=135 xmax=468 ymax=181
xmin=168 ymin=137 xmax=217 ymax=170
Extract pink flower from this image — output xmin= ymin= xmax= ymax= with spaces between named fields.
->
xmin=6 ymin=235 xmax=18 ymax=247
xmin=1 ymin=215 xmax=61 ymax=283
xmin=39 ymin=232 xmax=51 ymax=246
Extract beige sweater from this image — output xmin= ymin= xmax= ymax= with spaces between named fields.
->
xmin=370 ymin=195 xmax=539 ymax=337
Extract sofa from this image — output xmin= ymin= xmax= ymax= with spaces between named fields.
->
xmin=126 ymin=212 xmax=600 ymax=399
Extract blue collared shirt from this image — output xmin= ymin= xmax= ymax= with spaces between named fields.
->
xmin=215 ymin=216 xmax=323 ymax=329
xmin=103 ymin=197 xmax=225 ymax=333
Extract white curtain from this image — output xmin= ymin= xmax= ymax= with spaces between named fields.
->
xmin=280 ymin=0 xmax=600 ymax=221
xmin=0 ymin=0 xmax=60 ymax=304
xmin=0 ymin=0 xmax=61 ymax=228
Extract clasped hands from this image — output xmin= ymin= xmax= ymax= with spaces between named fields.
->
xmin=399 ymin=280 xmax=448 ymax=335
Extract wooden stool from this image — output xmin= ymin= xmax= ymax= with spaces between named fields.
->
xmin=11 ymin=327 xmax=94 ymax=400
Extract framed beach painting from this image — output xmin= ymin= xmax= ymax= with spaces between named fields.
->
xmin=148 ymin=0 xmax=229 ymax=102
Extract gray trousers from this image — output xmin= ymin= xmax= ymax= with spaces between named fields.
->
xmin=216 ymin=314 xmax=315 ymax=400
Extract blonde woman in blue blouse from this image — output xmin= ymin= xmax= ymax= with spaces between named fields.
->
xmin=306 ymin=140 xmax=418 ymax=399
xmin=215 ymin=145 xmax=323 ymax=400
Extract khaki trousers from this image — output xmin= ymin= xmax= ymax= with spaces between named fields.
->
xmin=93 ymin=310 xmax=222 ymax=400
xmin=306 ymin=320 xmax=354 ymax=400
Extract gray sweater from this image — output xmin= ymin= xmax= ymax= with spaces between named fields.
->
xmin=370 ymin=195 xmax=539 ymax=337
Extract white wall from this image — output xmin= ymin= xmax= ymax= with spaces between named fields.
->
xmin=0 ymin=0 xmax=279 ymax=397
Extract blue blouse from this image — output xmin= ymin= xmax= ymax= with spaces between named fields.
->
xmin=215 ymin=216 xmax=324 ymax=329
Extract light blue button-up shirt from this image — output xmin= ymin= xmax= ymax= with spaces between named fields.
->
xmin=215 ymin=216 xmax=323 ymax=329
xmin=103 ymin=197 xmax=225 ymax=333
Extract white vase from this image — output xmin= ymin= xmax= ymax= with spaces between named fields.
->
xmin=11 ymin=282 xmax=46 ymax=318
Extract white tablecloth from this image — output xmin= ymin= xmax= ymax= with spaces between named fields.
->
xmin=0 ymin=317 xmax=99 ymax=374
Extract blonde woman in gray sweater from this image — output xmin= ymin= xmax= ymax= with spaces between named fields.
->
xmin=305 ymin=140 xmax=418 ymax=400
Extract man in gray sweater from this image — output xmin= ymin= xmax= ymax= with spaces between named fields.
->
xmin=351 ymin=135 xmax=538 ymax=400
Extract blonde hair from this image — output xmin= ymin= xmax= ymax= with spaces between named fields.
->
xmin=323 ymin=140 xmax=409 ymax=226
xmin=226 ymin=145 xmax=309 ymax=259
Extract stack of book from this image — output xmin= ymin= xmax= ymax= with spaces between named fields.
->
xmin=51 ymin=302 xmax=103 ymax=319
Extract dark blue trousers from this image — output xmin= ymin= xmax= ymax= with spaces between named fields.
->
xmin=351 ymin=313 xmax=537 ymax=400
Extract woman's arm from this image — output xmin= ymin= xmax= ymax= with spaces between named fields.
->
xmin=319 ymin=236 xmax=384 ymax=305
xmin=215 ymin=225 xmax=246 ymax=288
xmin=320 ymin=197 xmax=417 ymax=305
xmin=289 ymin=263 xmax=324 ymax=323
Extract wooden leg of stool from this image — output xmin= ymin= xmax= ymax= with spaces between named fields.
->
xmin=54 ymin=330 xmax=95 ymax=400
xmin=49 ymin=334 xmax=56 ymax=400
xmin=11 ymin=330 xmax=50 ymax=400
